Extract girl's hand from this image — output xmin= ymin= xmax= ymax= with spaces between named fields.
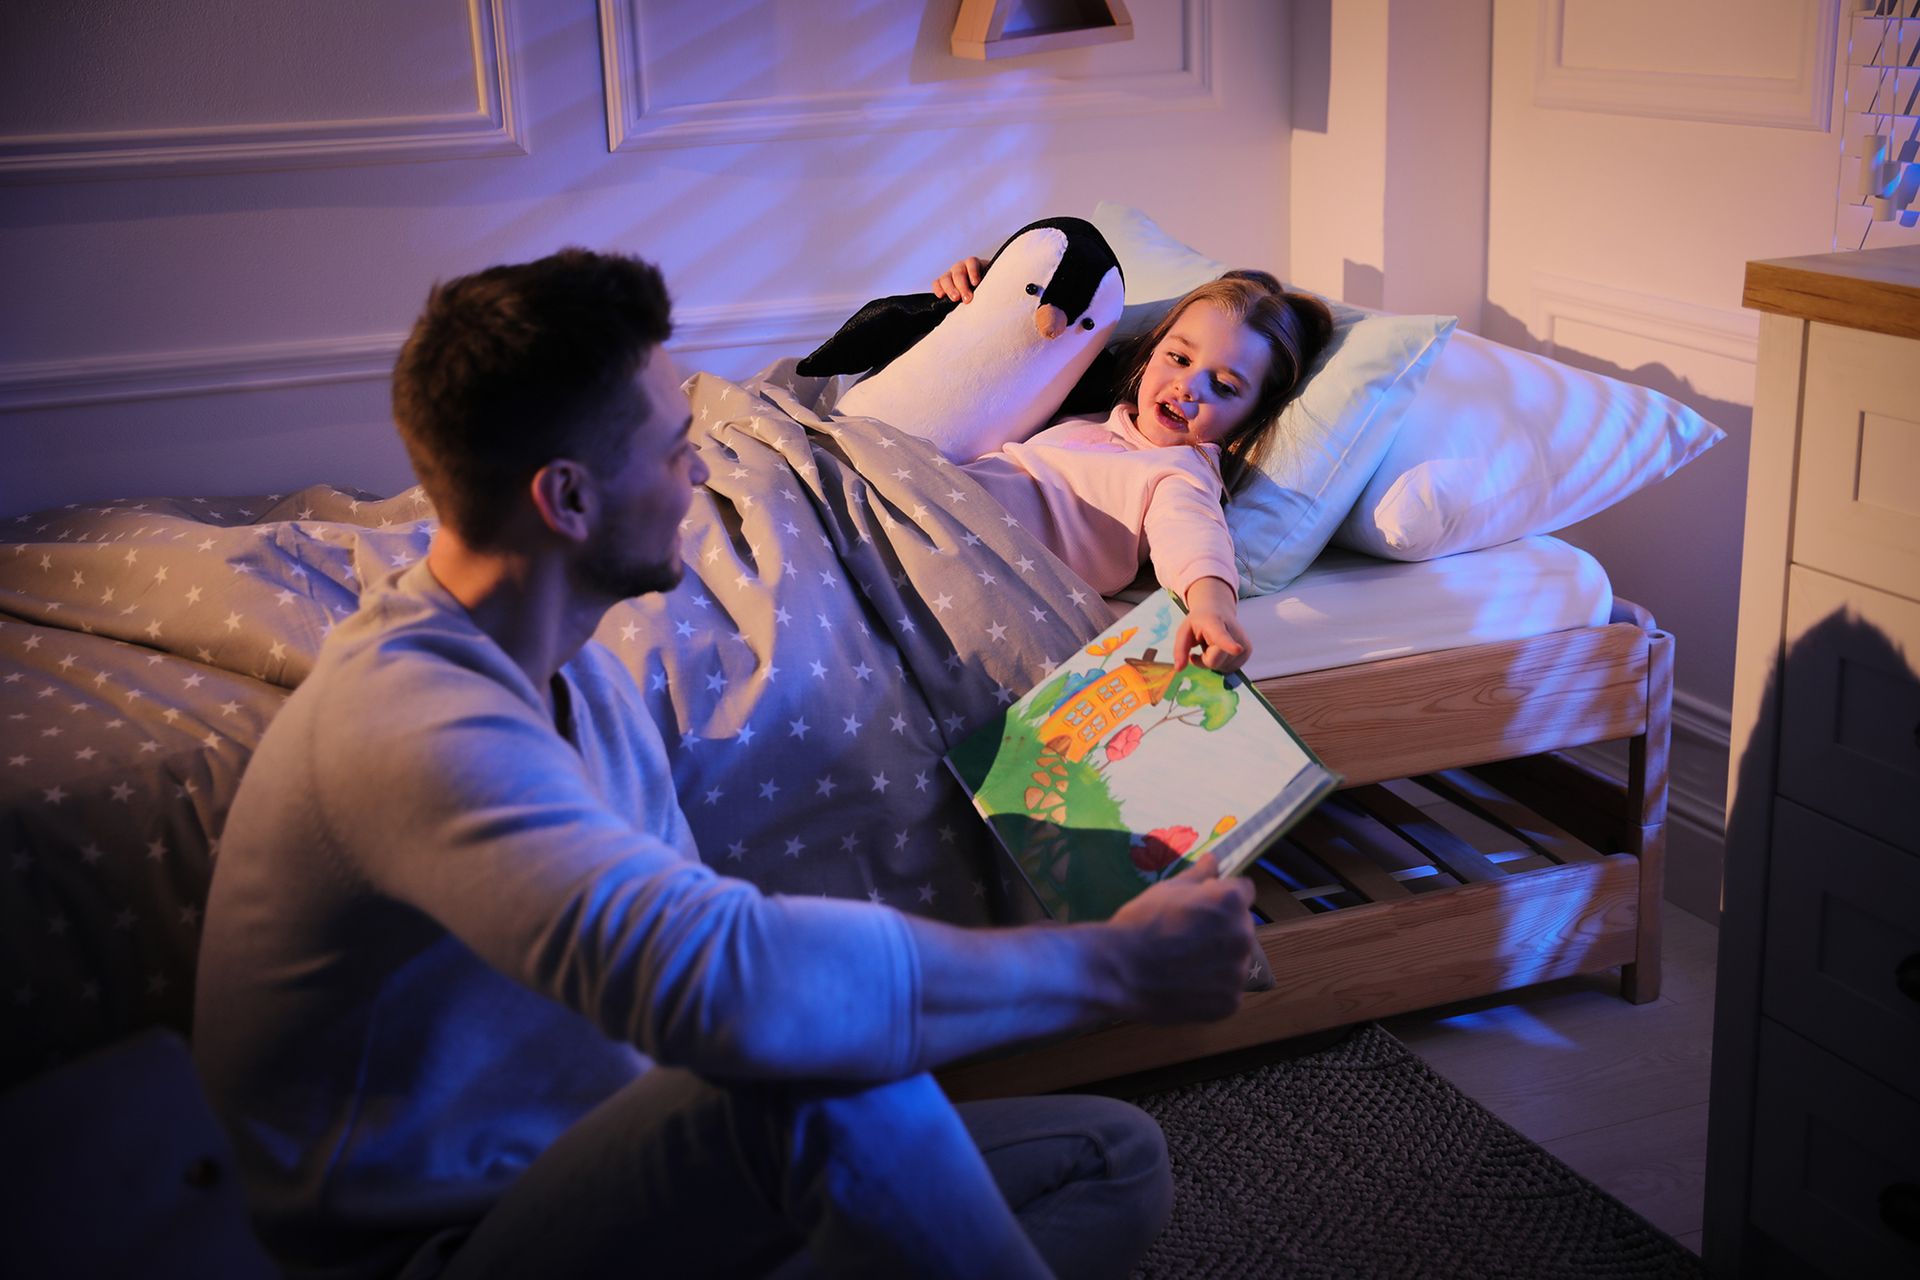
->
xmin=1175 ymin=577 xmax=1251 ymax=674
xmin=932 ymin=256 xmax=988 ymax=303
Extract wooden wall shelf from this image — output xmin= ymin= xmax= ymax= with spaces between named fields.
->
xmin=951 ymin=0 xmax=1133 ymax=61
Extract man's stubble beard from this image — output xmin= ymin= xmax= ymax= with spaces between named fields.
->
xmin=577 ymin=525 xmax=684 ymax=602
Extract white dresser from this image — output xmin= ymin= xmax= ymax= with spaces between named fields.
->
xmin=1705 ymin=247 xmax=1920 ymax=1276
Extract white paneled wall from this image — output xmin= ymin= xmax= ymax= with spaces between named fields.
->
xmin=1288 ymin=0 xmax=1903 ymax=918
xmin=1481 ymin=0 xmax=1873 ymax=917
xmin=0 ymin=0 xmax=1290 ymax=516
xmin=1286 ymin=0 xmax=1491 ymax=326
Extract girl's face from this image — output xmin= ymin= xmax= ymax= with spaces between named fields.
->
xmin=1133 ymin=301 xmax=1273 ymax=448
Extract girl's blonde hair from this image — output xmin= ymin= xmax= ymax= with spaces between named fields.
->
xmin=1114 ymin=270 xmax=1334 ymax=496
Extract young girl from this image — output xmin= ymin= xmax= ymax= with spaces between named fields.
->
xmin=933 ymin=258 xmax=1334 ymax=676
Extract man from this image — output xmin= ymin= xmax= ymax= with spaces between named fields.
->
xmin=194 ymin=248 xmax=1258 ymax=1279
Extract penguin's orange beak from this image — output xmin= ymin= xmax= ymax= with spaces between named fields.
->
xmin=1034 ymin=304 xmax=1069 ymax=341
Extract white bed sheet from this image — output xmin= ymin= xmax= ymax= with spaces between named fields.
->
xmin=1118 ymin=535 xmax=1613 ymax=682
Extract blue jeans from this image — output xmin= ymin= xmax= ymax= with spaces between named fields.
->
xmin=418 ymin=1069 xmax=1172 ymax=1279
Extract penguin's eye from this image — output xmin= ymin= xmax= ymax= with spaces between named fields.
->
xmin=1025 ymin=283 xmax=1040 ymax=296
xmin=1080 ymin=317 xmax=1095 ymax=330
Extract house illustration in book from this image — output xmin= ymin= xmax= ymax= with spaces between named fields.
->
xmin=1040 ymin=649 xmax=1180 ymax=763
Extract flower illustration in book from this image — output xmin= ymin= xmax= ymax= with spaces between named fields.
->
xmin=975 ymin=631 xmax=1244 ymax=920
xmin=1131 ymin=825 xmax=1195 ymax=873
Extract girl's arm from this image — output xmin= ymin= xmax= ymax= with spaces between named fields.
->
xmin=1140 ymin=470 xmax=1250 ymax=673
xmin=932 ymin=255 xmax=989 ymax=303
xmin=1175 ymin=575 xmax=1250 ymax=674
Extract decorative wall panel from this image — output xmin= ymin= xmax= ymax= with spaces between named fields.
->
xmin=1533 ymin=0 xmax=1839 ymax=130
xmin=1530 ymin=271 xmax=1760 ymax=392
xmin=0 ymin=0 xmax=522 ymax=181
xmin=600 ymin=0 xmax=1214 ymax=151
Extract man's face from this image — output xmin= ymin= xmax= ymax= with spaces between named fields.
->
xmin=577 ymin=348 xmax=707 ymax=601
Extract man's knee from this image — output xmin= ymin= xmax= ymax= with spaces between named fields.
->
xmin=1093 ymin=1095 xmax=1169 ymax=1180
xmin=955 ymin=1092 xmax=1174 ymax=1274
xmin=782 ymin=1073 xmax=964 ymax=1168
xmin=1078 ymin=1095 xmax=1173 ymax=1238
xmin=719 ymin=1073 xmax=966 ymax=1191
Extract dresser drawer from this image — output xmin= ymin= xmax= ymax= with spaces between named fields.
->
xmin=1750 ymin=1020 xmax=1920 ymax=1278
xmin=1764 ymin=799 xmax=1920 ymax=1091
xmin=1793 ymin=322 xmax=1920 ymax=601
xmin=1777 ymin=566 xmax=1920 ymax=856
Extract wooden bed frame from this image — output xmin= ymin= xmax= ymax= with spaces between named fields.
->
xmin=940 ymin=598 xmax=1673 ymax=1100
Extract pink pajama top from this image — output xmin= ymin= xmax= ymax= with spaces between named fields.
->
xmin=961 ymin=404 xmax=1235 ymax=598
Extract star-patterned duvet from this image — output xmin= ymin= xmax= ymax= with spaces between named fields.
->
xmin=1 ymin=360 xmax=1114 ymax=1082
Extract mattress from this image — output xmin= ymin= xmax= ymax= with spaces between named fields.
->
xmin=1119 ymin=535 xmax=1614 ymax=683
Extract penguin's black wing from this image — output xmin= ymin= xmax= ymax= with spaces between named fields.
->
xmin=796 ymin=292 xmax=958 ymax=377
xmin=1057 ymin=343 xmax=1124 ymax=419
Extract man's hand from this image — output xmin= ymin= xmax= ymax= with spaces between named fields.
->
xmin=932 ymin=256 xmax=988 ymax=303
xmin=1174 ymin=577 xmax=1250 ymax=674
xmin=1103 ymin=854 xmax=1258 ymax=1024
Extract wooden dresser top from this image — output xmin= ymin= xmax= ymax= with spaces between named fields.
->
xmin=1743 ymin=245 xmax=1920 ymax=340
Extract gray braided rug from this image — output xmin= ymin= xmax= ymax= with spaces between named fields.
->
xmin=1125 ymin=1023 xmax=1703 ymax=1279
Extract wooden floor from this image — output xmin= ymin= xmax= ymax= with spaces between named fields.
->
xmin=1382 ymin=900 xmax=1719 ymax=1254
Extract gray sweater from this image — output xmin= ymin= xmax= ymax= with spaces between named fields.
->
xmin=194 ymin=564 xmax=923 ymax=1277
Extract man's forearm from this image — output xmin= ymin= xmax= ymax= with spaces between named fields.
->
xmin=899 ymin=914 xmax=1131 ymax=1071
xmin=894 ymin=855 xmax=1258 ymax=1072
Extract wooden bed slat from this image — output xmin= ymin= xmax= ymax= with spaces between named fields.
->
xmin=1258 ymin=841 xmax=1352 ymax=909
xmin=1415 ymin=768 xmax=1601 ymax=864
xmin=1466 ymin=753 xmax=1630 ymax=854
xmin=1255 ymin=622 xmax=1648 ymax=787
xmin=1287 ymin=808 xmax=1413 ymax=902
xmin=939 ymin=853 xmax=1643 ymax=1100
xmin=1343 ymin=784 xmax=1507 ymax=883
xmin=1245 ymin=861 xmax=1314 ymax=920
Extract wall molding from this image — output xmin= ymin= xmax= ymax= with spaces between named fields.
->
xmin=0 ymin=335 xmax=407 ymax=412
xmin=1567 ymin=687 xmax=1732 ymax=838
xmin=0 ymin=0 xmax=524 ymax=183
xmin=600 ymin=0 xmax=1215 ymax=152
xmin=668 ymin=295 xmax=863 ymax=358
xmin=1533 ymin=0 xmax=1839 ymax=131
xmin=0 ymin=296 xmax=861 ymax=411
xmin=1529 ymin=271 xmax=1761 ymax=369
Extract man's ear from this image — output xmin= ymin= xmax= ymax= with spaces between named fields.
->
xmin=528 ymin=459 xmax=595 ymax=544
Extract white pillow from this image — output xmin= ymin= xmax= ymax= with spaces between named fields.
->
xmin=1330 ymin=329 xmax=1727 ymax=561
xmin=1088 ymin=202 xmax=1456 ymax=596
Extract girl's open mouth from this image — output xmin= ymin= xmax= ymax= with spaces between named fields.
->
xmin=1156 ymin=401 xmax=1190 ymax=431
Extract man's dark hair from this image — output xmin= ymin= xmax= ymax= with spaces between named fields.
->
xmin=392 ymin=248 xmax=673 ymax=547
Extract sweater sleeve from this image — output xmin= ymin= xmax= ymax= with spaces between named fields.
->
xmin=1141 ymin=462 xmax=1237 ymax=598
xmin=315 ymin=654 xmax=922 ymax=1083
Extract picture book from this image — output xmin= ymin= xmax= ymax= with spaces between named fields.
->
xmin=946 ymin=590 xmax=1340 ymax=923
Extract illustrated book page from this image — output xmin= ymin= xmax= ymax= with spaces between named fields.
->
xmin=947 ymin=590 xmax=1339 ymax=923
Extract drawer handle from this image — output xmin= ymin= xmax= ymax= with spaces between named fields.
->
xmin=1900 ymin=953 xmax=1920 ymax=1004
xmin=1884 ymin=1183 xmax=1920 ymax=1244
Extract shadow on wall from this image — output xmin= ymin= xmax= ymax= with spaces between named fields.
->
xmin=1341 ymin=261 xmax=1384 ymax=311
xmin=1708 ymin=607 xmax=1920 ymax=1272
xmin=1473 ymin=298 xmax=1752 ymax=709
xmin=1290 ymin=0 xmax=1331 ymax=134
xmin=1475 ymin=300 xmax=1751 ymax=440
xmin=1728 ymin=610 xmax=1920 ymax=867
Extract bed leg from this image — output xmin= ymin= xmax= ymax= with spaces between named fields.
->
xmin=1620 ymin=627 xmax=1673 ymax=1005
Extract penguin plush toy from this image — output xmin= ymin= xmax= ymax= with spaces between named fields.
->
xmin=797 ymin=216 xmax=1125 ymax=461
